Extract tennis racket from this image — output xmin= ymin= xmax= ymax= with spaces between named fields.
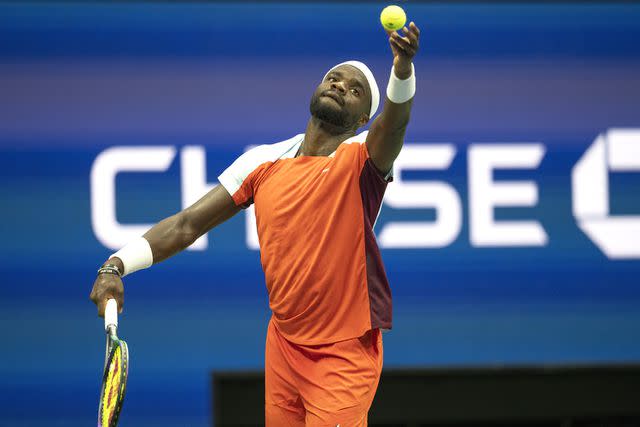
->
xmin=98 ymin=299 xmax=129 ymax=427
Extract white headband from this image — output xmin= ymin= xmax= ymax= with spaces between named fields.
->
xmin=322 ymin=60 xmax=380 ymax=120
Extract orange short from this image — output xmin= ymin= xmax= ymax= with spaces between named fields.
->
xmin=265 ymin=319 xmax=383 ymax=427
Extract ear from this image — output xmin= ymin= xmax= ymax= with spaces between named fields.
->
xmin=357 ymin=113 xmax=370 ymax=128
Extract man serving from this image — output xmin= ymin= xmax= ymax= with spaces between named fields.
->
xmin=91 ymin=21 xmax=420 ymax=426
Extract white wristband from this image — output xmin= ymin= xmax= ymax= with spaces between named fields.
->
xmin=110 ymin=236 xmax=153 ymax=277
xmin=386 ymin=63 xmax=416 ymax=104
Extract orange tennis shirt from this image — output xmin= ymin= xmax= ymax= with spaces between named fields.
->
xmin=218 ymin=132 xmax=392 ymax=345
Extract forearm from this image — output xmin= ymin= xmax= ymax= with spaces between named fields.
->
xmin=105 ymin=185 xmax=240 ymax=275
xmin=140 ymin=185 xmax=240 ymax=264
xmin=372 ymin=94 xmax=413 ymax=143
xmin=366 ymin=65 xmax=415 ymax=173
xmin=366 ymin=22 xmax=420 ymax=173
xmin=378 ymin=60 xmax=415 ymax=131
xmin=143 ymin=212 xmax=198 ymax=264
xmin=102 ymin=213 xmax=194 ymax=274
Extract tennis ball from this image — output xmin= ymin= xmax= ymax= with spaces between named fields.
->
xmin=380 ymin=5 xmax=407 ymax=31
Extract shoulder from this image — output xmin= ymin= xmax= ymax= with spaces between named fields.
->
xmin=334 ymin=130 xmax=393 ymax=181
xmin=332 ymin=131 xmax=369 ymax=157
xmin=342 ymin=130 xmax=369 ymax=147
xmin=334 ymin=131 xmax=369 ymax=156
xmin=219 ymin=133 xmax=303 ymax=194
xmin=243 ymin=133 xmax=304 ymax=163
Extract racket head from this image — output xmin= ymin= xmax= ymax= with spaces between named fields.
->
xmin=98 ymin=337 xmax=129 ymax=427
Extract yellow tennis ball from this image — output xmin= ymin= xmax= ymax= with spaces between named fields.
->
xmin=380 ymin=5 xmax=407 ymax=31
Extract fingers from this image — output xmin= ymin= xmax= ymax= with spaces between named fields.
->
xmin=89 ymin=275 xmax=124 ymax=318
xmin=390 ymin=32 xmax=417 ymax=56
xmin=388 ymin=22 xmax=420 ymax=57
xmin=388 ymin=34 xmax=401 ymax=57
xmin=406 ymin=22 xmax=420 ymax=49
xmin=385 ymin=21 xmax=420 ymax=39
xmin=116 ymin=294 xmax=124 ymax=314
xmin=98 ymin=299 xmax=108 ymax=318
xmin=96 ymin=295 xmax=124 ymax=317
xmin=409 ymin=21 xmax=421 ymax=38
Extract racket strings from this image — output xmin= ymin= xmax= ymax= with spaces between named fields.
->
xmin=100 ymin=344 xmax=127 ymax=427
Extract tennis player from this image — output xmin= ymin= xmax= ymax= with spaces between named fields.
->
xmin=90 ymin=22 xmax=420 ymax=426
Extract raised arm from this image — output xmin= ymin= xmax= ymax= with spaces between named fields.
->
xmin=366 ymin=22 xmax=420 ymax=175
xmin=89 ymin=184 xmax=240 ymax=316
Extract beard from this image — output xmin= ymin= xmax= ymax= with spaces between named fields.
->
xmin=309 ymin=92 xmax=352 ymax=129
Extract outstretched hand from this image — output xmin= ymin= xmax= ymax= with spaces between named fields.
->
xmin=386 ymin=22 xmax=420 ymax=79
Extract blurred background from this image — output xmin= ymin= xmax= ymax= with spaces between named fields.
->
xmin=1 ymin=1 xmax=639 ymax=426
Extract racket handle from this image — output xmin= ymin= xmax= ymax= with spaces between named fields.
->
xmin=105 ymin=299 xmax=118 ymax=331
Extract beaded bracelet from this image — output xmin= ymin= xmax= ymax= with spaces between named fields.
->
xmin=97 ymin=264 xmax=122 ymax=277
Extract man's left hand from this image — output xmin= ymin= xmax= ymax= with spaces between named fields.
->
xmin=386 ymin=21 xmax=420 ymax=79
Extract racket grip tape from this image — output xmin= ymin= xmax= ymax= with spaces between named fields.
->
xmin=105 ymin=299 xmax=118 ymax=331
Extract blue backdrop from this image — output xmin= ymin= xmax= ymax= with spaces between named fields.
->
xmin=1 ymin=2 xmax=639 ymax=426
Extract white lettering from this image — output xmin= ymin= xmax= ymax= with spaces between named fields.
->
xmin=91 ymin=146 xmax=176 ymax=250
xmin=468 ymin=144 xmax=547 ymax=246
xmin=378 ymin=144 xmax=462 ymax=248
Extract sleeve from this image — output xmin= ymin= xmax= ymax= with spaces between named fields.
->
xmin=359 ymin=142 xmax=394 ymax=183
xmin=218 ymin=146 xmax=269 ymax=208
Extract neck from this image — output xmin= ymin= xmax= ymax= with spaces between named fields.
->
xmin=298 ymin=116 xmax=356 ymax=157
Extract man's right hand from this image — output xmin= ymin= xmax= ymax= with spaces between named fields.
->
xmin=90 ymin=259 xmax=125 ymax=317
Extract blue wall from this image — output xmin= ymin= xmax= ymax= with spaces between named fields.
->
xmin=1 ymin=2 xmax=639 ymax=426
